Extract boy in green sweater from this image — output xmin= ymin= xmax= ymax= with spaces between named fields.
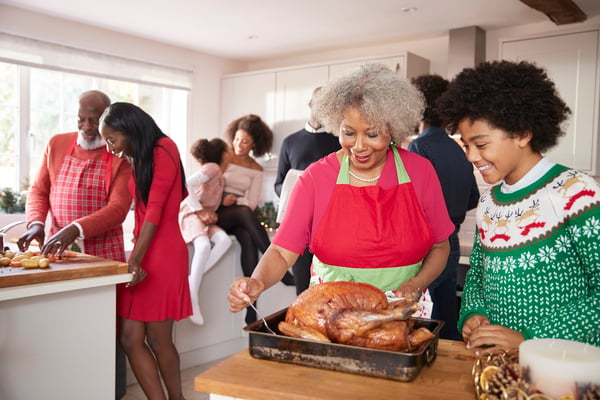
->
xmin=437 ymin=60 xmax=600 ymax=354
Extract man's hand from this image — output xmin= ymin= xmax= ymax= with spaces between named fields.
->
xmin=17 ymin=224 xmax=45 ymax=252
xmin=41 ymin=224 xmax=79 ymax=257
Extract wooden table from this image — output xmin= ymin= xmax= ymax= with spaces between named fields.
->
xmin=195 ymin=339 xmax=476 ymax=400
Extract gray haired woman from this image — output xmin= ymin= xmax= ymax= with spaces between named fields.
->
xmin=228 ymin=63 xmax=454 ymax=318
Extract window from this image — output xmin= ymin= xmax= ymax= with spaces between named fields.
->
xmin=1 ymin=61 xmax=188 ymax=192
xmin=0 ymin=62 xmax=19 ymax=190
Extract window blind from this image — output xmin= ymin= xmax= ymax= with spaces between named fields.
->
xmin=0 ymin=32 xmax=192 ymax=90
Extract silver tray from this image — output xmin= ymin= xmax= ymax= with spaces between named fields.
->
xmin=245 ymin=307 xmax=444 ymax=382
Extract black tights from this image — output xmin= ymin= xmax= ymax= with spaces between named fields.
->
xmin=217 ymin=205 xmax=270 ymax=276
xmin=217 ymin=205 xmax=294 ymax=324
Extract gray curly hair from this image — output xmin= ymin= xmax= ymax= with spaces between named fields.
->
xmin=314 ymin=63 xmax=424 ymax=144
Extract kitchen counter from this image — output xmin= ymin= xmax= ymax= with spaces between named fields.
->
xmin=0 ymin=251 xmax=128 ymax=290
xmin=194 ymin=339 xmax=476 ymax=400
xmin=0 ymin=253 xmax=131 ymax=400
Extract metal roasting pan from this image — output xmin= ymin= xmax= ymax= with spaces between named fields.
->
xmin=245 ymin=307 xmax=444 ymax=382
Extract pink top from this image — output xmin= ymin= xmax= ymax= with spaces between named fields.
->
xmin=185 ymin=163 xmax=224 ymax=213
xmin=273 ymin=147 xmax=454 ymax=254
xmin=222 ymin=163 xmax=263 ymax=211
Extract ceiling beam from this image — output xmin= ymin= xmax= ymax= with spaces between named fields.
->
xmin=520 ymin=0 xmax=587 ymax=25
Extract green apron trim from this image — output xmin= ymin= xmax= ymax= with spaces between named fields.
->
xmin=315 ymin=145 xmax=421 ymax=291
xmin=337 ymin=145 xmax=410 ymax=184
xmin=312 ymin=258 xmax=422 ymax=291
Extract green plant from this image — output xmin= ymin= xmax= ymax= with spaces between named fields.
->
xmin=0 ymin=187 xmax=26 ymax=214
xmin=255 ymin=201 xmax=279 ymax=231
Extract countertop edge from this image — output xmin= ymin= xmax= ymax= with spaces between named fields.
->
xmin=0 ymin=273 xmax=132 ymax=301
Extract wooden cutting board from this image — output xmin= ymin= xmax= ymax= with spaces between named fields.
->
xmin=0 ymin=252 xmax=129 ymax=288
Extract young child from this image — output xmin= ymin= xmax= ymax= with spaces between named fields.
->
xmin=437 ymin=60 xmax=600 ymax=353
xmin=179 ymin=138 xmax=233 ymax=325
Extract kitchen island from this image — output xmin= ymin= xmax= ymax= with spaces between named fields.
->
xmin=195 ymin=339 xmax=476 ymax=399
xmin=0 ymin=253 xmax=130 ymax=400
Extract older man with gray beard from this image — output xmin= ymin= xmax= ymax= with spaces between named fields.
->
xmin=18 ymin=89 xmax=132 ymax=399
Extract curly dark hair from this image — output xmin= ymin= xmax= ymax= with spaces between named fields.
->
xmin=224 ymin=114 xmax=273 ymax=157
xmin=190 ymin=138 xmax=227 ymax=165
xmin=437 ymin=60 xmax=571 ymax=154
xmin=411 ymin=74 xmax=449 ymax=127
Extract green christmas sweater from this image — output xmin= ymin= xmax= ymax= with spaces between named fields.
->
xmin=458 ymin=164 xmax=600 ymax=346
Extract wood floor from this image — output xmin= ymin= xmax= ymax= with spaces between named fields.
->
xmin=121 ymin=358 xmax=225 ymax=400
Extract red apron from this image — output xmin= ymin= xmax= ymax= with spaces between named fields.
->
xmin=311 ymin=146 xmax=433 ymax=291
xmin=49 ymin=138 xmax=125 ymax=262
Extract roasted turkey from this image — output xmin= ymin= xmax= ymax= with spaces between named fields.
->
xmin=278 ymin=281 xmax=434 ymax=352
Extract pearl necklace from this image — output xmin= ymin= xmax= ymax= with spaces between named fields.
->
xmin=349 ymin=170 xmax=380 ymax=183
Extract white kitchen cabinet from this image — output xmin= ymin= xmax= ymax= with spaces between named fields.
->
xmin=501 ymin=30 xmax=600 ymax=175
xmin=273 ymin=65 xmax=330 ymax=159
xmin=328 ymin=52 xmax=430 ymax=81
xmin=219 ymin=72 xmax=277 ymax=139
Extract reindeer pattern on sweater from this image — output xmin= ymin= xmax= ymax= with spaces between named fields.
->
xmin=458 ymin=164 xmax=600 ymax=346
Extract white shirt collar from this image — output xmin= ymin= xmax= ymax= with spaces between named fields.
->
xmin=501 ymin=157 xmax=555 ymax=193
xmin=305 ymin=122 xmax=327 ymax=133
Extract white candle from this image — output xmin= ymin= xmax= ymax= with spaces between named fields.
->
xmin=519 ymin=339 xmax=600 ymax=398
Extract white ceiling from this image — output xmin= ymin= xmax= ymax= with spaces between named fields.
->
xmin=1 ymin=0 xmax=600 ymax=60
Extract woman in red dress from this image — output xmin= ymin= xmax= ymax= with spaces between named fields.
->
xmin=101 ymin=102 xmax=191 ymax=400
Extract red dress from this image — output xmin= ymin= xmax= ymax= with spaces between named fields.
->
xmin=117 ymin=137 xmax=192 ymax=321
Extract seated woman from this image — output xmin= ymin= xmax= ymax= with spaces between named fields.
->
xmin=217 ymin=114 xmax=294 ymax=324
xmin=179 ymin=138 xmax=233 ymax=325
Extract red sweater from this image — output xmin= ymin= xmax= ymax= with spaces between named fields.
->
xmin=26 ymin=132 xmax=132 ymax=239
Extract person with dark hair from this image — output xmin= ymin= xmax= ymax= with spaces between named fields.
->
xmin=179 ymin=138 xmax=232 ymax=325
xmin=18 ymin=90 xmax=131 ymax=399
xmin=101 ymin=102 xmax=191 ymax=400
xmin=18 ymin=90 xmax=131 ymax=261
xmin=408 ymin=74 xmax=480 ymax=340
xmin=227 ymin=64 xmax=454 ymax=321
xmin=218 ymin=114 xmax=294 ymax=324
xmin=274 ymin=87 xmax=341 ymax=295
xmin=437 ymin=60 xmax=600 ymax=352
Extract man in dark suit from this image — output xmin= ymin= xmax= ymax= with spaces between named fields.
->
xmin=409 ymin=74 xmax=480 ymax=340
xmin=274 ymin=86 xmax=340 ymax=294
